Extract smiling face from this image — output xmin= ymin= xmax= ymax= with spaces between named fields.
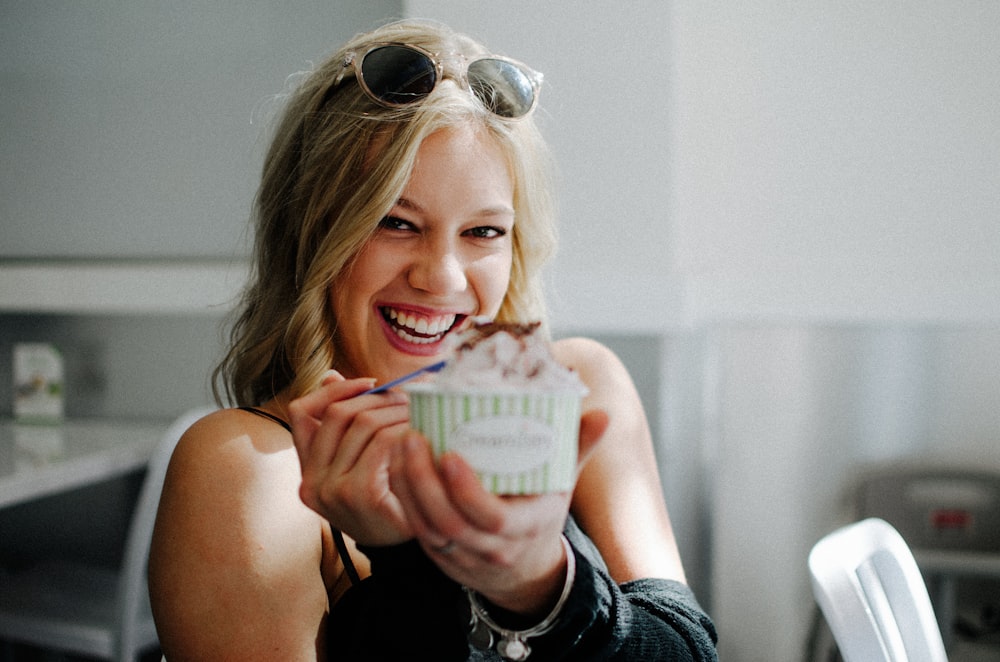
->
xmin=329 ymin=125 xmax=515 ymax=382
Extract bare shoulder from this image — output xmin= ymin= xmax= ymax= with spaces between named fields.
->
xmin=550 ymin=337 xmax=635 ymax=398
xmin=151 ymin=407 xmax=330 ymax=660
xmin=155 ymin=407 xmax=317 ymax=561
xmin=167 ymin=407 xmax=300 ymax=487
xmin=551 ymin=335 xmax=619 ymax=370
xmin=174 ymin=406 xmax=295 ymax=456
xmin=554 ymin=339 xmax=684 ymax=583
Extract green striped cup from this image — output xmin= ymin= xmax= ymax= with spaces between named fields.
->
xmin=405 ymin=384 xmax=583 ymax=494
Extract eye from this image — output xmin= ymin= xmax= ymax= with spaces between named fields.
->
xmin=378 ymin=216 xmax=417 ymax=232
xmin=464 ymin=225 xmax=508 ymax=239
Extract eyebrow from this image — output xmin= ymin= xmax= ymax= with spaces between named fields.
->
xmin=394 ymin=197 xmax=515 ymax=219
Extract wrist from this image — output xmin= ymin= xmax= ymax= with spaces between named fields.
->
xmin=465 ymin=534 xmax=576 ymax=661
xmin=483 ymin=534 xmax=568 ymax=617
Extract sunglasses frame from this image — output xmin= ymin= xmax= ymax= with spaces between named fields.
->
xmin=331 ymin=42 xmax=543 ymax=120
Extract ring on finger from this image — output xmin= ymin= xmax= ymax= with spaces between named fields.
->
xmin=432 ymin=540 xmax=457 ymax=555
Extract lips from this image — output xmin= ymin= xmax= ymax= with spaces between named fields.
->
xmin=380 ymin=306 xmax=462 ymax=345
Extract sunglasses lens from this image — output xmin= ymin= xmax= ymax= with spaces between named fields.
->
xmin=467 ymin=58 xmax=536 ymax=118
xmin=361 ymin=45 xmax=437 ymax=106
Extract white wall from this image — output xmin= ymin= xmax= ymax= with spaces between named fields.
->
xmin=1 ymin=1 xmax=401 ymax=258
xmin=670 ymin=2 xmax=1000 ymax=324
xmin=670 ymin=4 xmax=1000 ymax=660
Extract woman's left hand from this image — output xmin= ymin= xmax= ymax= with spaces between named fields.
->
xmin=388 ymin=408 xmax=608 ymax=616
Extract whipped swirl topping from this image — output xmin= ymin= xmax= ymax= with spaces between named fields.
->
xmin=430 ymin=320 xmax=587 ymax=393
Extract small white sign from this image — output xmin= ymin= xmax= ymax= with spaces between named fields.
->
xmin=13 ymin=343 xmax=64 ymax=423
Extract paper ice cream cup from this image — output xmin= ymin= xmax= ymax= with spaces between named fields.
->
xmin=405 ymin=384 xmax=582 ymax=495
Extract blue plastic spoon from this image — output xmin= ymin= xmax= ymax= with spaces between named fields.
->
xmin=360 ymin=360 xmax=447 ymax=395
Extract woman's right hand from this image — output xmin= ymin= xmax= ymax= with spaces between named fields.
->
xmin=385 ymin=408 xmax=608 ymax=616
xmin=288 ymin=371 xmax=414 ymax=547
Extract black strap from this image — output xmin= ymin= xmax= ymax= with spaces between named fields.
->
xmin=237 ymin=406 xmax=362 ymax=587
xmin=238 ymin=406 xmax=291 ymax=431
xmin=333 ymin=529 xmax=362 ymax=586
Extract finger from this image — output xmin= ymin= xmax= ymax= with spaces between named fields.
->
xmin=289 ymin=375 xmax=373 ymax=427
xmin=289 ymin=379 xmax=390 ymax=465
xmin=348 ymin=421 xmax=412 ymax=526
xmin=352 ymin=420 xmax=409 ymax=478
xmin=322 ymin=393 xmax=408 ymax=475
xmin=438 ymin=452 xmax=507 ymax=534
xmin=288 ymin=375 xmax=371 ymax=460
xmin=392 ymin=433 xmax=470 ymax=543
xmin=388 ymin=433 xmax=441 ymax=542
xmin=320 ymin=369 xmax=343 ymax=386
xmin=297 ymin=396 xmax=407 ymax=518
xmin=438 ymin=412 xmax=606 ymax=535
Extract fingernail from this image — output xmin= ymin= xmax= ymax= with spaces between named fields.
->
xmin=321 ymin=370 xmax=344 ymax=385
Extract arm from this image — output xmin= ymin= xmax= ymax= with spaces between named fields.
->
xmin=149 ymin=410 xmax=334 ymax=661
xmin=540 ymin=338 xmax=716 ymax=660
xmin=556 ymin=337 xmax=686 ymax=584
xmin=525 ymin=516 xmax=718 ymax=661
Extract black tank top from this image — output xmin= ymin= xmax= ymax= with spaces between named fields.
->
xmin=239 ymin=406 xmax=361 ymax=586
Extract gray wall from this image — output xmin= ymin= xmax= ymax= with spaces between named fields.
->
xmin=1 ymin=1 xmax=402 ymax=258
xmin=0 ymin=313 xmax=224 ymax=421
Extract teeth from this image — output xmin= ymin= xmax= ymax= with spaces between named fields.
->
xmin=395 ymin=327 xmax=438 ymax=344
xmin=383 ymin=307 xmax=456 ymax=341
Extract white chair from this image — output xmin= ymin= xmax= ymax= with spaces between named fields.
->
xmin=808 ymin=517 xmax=948 ymax=662
xmin=0 ymin=408 xmax=212 ymax=662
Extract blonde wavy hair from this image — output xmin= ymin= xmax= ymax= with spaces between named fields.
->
xmin=214 ymin=19 xmax=558 ymax=406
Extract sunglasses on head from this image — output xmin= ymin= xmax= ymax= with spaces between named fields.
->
xmin=330 ymin=43 xmax=542 ymax=119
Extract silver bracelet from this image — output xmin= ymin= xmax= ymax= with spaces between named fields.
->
xmin=465 ymin=534 xmax=576 ymax=661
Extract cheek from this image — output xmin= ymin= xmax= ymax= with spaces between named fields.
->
xmin=330 ymin=244 xmax=387 ymax=311
xmin=328 ymin=269 xmax=368 ymax=347
xmin=475 ymin=253 xmax=514 ymax=314
xmin=328 ymin=275 xmax=350 ymax=322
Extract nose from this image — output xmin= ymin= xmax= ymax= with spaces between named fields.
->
xmin=407 ymin=238 xmax=468 ymax=295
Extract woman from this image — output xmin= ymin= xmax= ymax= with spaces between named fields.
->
xmin=149 ymin=19 xmax=716 ymax=661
